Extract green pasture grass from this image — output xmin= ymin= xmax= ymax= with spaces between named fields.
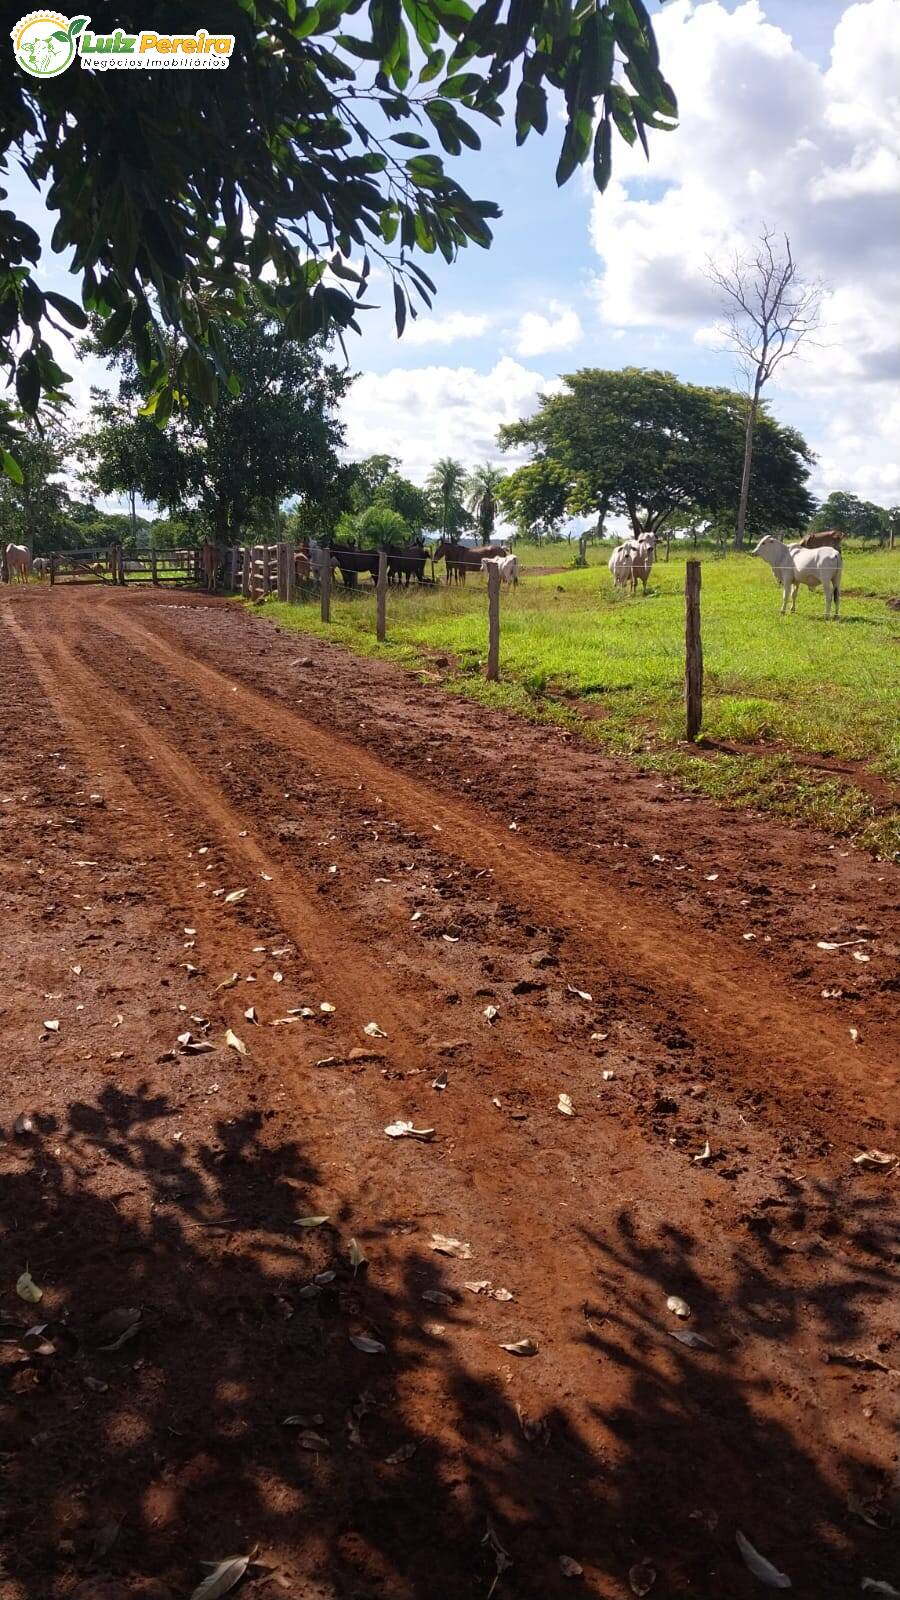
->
xmin=260 ymin=543 xmax=900 ymax=857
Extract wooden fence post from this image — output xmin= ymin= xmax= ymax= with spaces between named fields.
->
xmin=285 ymin=540 xmax=296 ymax=604
xmin=49 ymin=551 xmax=56 ymax=585
xmin=262 ymin=543 xmax=271 ymax=596
xmin=486 ymin=562 xmax=501 ymax=682
xmin=376 ymin=549 xmax=388 ymax=642
xmin=276 ymin=542 xmax=287 ymax=602
xmin=150 ymin=550 xmax=159 ymax=587
xmin=685 ymin=559 xmax=703 ymax=741
xmin=241 ymin=547 xmax=250 ymax=599
xmin=320 ymin=550 xmax=332 ymax=622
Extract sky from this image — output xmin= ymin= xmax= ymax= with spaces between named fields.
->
xmin=10 ymin=0 xmax=900 ymax=509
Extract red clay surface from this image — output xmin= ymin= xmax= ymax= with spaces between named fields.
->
xmin=1 ymin=585 xmax=898 ymax=1600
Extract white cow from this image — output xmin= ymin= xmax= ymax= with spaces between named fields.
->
xmin=32 ymin=556 xmax=49 ymax=580
xmin=752 ymin=535 xmax=843 ymax=619
xmin=481 ymin=553 xmax=519 ymax=585
xmin=5 ymin=543 xmax=31 ymax=583
xmin=628 ymin=533 xmax=656 ymax=595
xmin=608 ymin=541 xmax=636 ymax=591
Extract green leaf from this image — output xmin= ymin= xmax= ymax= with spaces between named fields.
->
xmin=67 ymin=15 xmax=89 ymax=38
xmin=21 ymin=280 xmax=44 ymax=327
xmin=380 ymin=205 xmax=400 ymax=244
xmin=336 ymin=32 xmax=382 ymax=56
xmin=1 ymin=449 xmax=23 ymax=485
xmin=402 ymin=0 xmax=440 ymax=49
xmin=15 ymin=352 xmax=40 ymax=415
xmin=593 ymin=114 xmax=612 ymax=191
xmin=438 ymin=71 xmax=483 ymax=97
xmin=418 ymin=47 xmax=445 ymax=82
xmin=393 ymin=281 xmax=407 ymax=336
xmin=391 ymin=131 xmax=430 ymax=148
xmin=97 ymin=304 xmax=132 ymax=350
xmin=44 ymin=290 xmax=88 ymax=329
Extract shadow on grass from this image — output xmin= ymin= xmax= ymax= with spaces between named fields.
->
xmin=2 ymin=1093 xmax=895 ymax=1599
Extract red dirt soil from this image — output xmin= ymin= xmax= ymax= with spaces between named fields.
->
xmin=1 ymin=585 xmax=897 ymax=1600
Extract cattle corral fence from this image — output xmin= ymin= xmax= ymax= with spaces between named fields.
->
xmin=49 ymin=547 xmax=202 ymax=585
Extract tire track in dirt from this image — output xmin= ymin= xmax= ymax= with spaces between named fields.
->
xmin=92 ymin=597 xmax=897 ymax=1127
xmin=4 ymin=593 xmax=897 ymax=1600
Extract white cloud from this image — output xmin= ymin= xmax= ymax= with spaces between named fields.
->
xmin=513 ymin=300 xmax=583 ymax=357
xmin=588 ymin=0 xmax=900 ymax=502
xmin=342 ymin=356 xmax=563 ymax=480
xmin=404 ymin=310 xmax=492 ymax=346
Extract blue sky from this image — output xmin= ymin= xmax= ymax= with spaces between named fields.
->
xmin=11 ymin=1 xmax=900 ymax=507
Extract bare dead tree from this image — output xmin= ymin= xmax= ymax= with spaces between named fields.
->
xmin=707 ymin=228 xmax=823 ymax=549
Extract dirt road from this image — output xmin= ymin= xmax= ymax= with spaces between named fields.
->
xmin=1 ymin=586 xmax=897 ymax=1600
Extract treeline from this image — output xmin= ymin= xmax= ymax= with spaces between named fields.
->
xmin=1 ymin=322 xmax=894 ymax=555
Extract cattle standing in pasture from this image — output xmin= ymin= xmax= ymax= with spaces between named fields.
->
xmin=795 ymin=529 xmax=845 ymax=551
xmin=481 ymin=553 xmax=519 ymax=585
xmin=608 ymin=534 xmax=656 ymax=595
xmin=332 ymin=545 xmax=380 ymax=586
xmin=294 ymin=549 xmax=312 ymax=585
xmin=386 ymin=541 xmax=428 ymax=586
xmin=201 ymin=539 xmax=228 ymax=592
xmin=752 ymin=535 xmax=843 ymax=619
xmin=5 ymin=543 xmax=31 ymax=583
xmin=434 ymin=540 xmax=507 ymax=584
xmin=32 ymin=556 xmax=49 ymax=580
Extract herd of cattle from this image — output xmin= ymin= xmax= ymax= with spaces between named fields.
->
xmin=4 ymin=528 xmax=846 ymax=616
xmin=286 ymin=538 xmax=519 ymax=590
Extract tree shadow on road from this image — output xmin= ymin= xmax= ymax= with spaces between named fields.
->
xmin=1 ymin=1094 xmax=896 ymax=1600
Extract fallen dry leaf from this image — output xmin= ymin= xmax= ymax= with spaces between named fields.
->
xmin=422 ymin=1289 xmax=454 ymax=1306
xmin=431 ymin=1234 xmax=472 ymax=1260
xmin=212 ymin=974 xmax=239 ymax=995
xmin=364 ymin=1022 xmax=387 ymax=1038
xmin=295 ymin=1430 xmax=330 ymax=1451
xmin=693 ymin=1141 xmax=712 ymax=1163
xmin=666 ymin=1295 xmax=691 ymax=1319
xmin=853 ymin=950 xmax=871 ymax=963
xmin=16 ymin=1271 xmax=42 ymax=1305
xmin=628 ymin=1561 xmax=657 ymax=1596
xmin=385 ymin=1441 xmax=417 ymax=1464
xmin=557 ymin=1093 xmax=574 ymax=1117
xmin=816 ymin=937 xmax=867 ymax=950
xmin=244 ymin=1007 xmax=258 ymax=1024
xmin=223 ymin=889 xmax=247 ymax=905
xmin=669 ymin=1328 xmax=715 ymax=1350
xmin=483 ymin=1005 xmax=499 ymax=1023
xmin=735 ymin=1531 xmax=791 ymax=1589
xmin=224 ymin=1028 xmax=247 ymax=1056
xmin=43 ymin=1019 xmax=60 ymax=1033
xmin=348 ymin=1238 xmax=367 ymax=1272
xmin=567 ymin=985 xmax=593 ymax=1002
xmin=862 ymin=1582 xmax=900 ymax=1598
xmin=432 ymin=1071 xmax=448 ymax=1090
xmin=294 ymin=1216 xmax=329 ymax=1229
xmin=559 ymin=1556 xmax=583 ymax=1578
xmin=190 ymin=1555 xmax=250 ymax=1600
xmin=13 ymin=1113 xmax=35 ymax=1137
xmin=350 ymin=1333 xmax=386 ymax=1354
xmin=320 ymin=1001 xmax=336 ymax=1014
xmin=384 ymin=1121 xmax=435 ymax=1141
xmin=500 ymin=1338 xmax=538 ymax=1357
xmin=853 ymin=1149 xmax=896 ymax=1170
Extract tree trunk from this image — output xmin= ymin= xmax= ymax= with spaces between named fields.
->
xmin=735 ymin=384 xmax=762 ymax=550
xmin=129 ymin=488 xmax=137 ymax=546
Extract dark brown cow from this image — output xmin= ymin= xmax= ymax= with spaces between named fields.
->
xmin=434 ymin=539 xmax=507 ymax=584
xmin=795 ymin=528 xmax=844 ymax=550
xmin=201 ymin=540 xmax=228 ymax=592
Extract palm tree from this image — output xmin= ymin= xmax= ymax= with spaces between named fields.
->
xmin=426 ymin=456 xmax=468 ymax=538
xmin=465 ymin=463 xmax=505 ymax=541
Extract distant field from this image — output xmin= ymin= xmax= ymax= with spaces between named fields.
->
xmin=262 ymin=541 xmax=900 ymax=856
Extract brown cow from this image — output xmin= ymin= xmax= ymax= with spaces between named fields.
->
xmin=434 ymin=539 xmax=507 ymax=584
xmin=201 ymin=540 xmax=228 ymax=592
xmin=794 ymin=528 xmax=844 ymax=551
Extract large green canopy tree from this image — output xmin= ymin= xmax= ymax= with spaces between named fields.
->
xmin=499 ymin=368 xmax=815 ymax=541
xmin=77 ymin=314 xmax=351 ymax=541
xmin=0 ymin=1 xmax=676 ymax=437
